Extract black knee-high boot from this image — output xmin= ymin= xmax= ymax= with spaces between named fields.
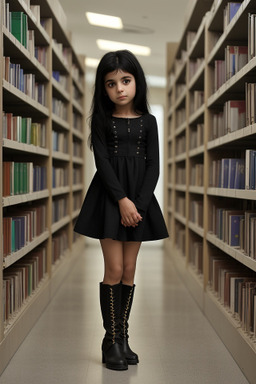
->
xmin=121 ymin=284 xmax=139 ymax=365
xmin=100 ymin=282 xmax=128 ymax=371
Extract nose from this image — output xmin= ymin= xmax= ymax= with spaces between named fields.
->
xmin=117 ymin=82 xmax=123 ymax=93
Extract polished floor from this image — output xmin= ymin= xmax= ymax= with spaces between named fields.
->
xmin=0 ymin=243 xmax=249 ymax=384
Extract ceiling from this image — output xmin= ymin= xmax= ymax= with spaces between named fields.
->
xmin=58 ymin=0 xmax=191 ymax=85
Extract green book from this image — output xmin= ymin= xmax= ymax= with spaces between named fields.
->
xmin=24 ymin=163 xmax=28 ymax=193
xmin=22 ymin=13 xmax=27 ymax=48
xmin=21 ymin=118 xmax=27 ymax=143
xmin=11 ymin=12 xmax=23 ymax=44
xmin=14 ymin=162 xmax=19 ymax=195
xmin=19 ymin=163 xmax=24 ymax=194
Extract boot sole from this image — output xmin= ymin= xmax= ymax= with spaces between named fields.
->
xmin=105 ymin=363 xmax=128 ymax=371
xmin=127 ymin=358 xmax=139 ymax=365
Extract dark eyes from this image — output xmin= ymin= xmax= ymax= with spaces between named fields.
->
xmin=106 ymin=79 xmax=131 ymax=88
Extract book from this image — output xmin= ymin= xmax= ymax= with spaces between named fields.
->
xmin=11 ymin=12 xmax=23 ymax=45
xmin=229 ymin=214 xmax=244 ymax=246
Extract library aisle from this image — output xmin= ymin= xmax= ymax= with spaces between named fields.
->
xmin=0 ymin=244 xmax=249 ymax=384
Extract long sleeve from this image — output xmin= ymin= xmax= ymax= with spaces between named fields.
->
xmin=135 ymin=115 xmax=160 ymax=212
xmin=92 ymin=127 xmax=127 ymax=202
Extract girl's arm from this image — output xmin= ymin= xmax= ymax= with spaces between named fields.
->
xmin=92 ymin=128 xmax=127 ymax=202
xmin=92 ymin=128 xmax=142 ymax=227
xmin=135 ymin=115 xmax=160 ymax=212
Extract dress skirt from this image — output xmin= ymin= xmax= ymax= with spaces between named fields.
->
xmin=74 ymin=155 xmax=169 ymax=242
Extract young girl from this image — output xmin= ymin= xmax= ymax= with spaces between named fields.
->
xmin=74 ymin=50 xmax=168 ymax=371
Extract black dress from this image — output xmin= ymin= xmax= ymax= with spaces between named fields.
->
xmin=74 ymin=113 xmax=169 ymax=242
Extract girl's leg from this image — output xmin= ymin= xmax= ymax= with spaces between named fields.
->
xmin=99 ymin=238 xmax=127 ymax=370
xmin=122 ymin=241 xmax=141 ymax=284
xmin=100 ymin=238 xmax=124 ymax=285
xmin=121 ymin=241 xmax=141 ymax=365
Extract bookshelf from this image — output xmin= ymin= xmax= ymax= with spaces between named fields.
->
xmin=0 ymin=0 xmax=86 ymax=374
xmin=166 ymin=0 xmax=256 ymax=382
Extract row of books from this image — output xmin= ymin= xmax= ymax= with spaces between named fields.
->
xmin=176 ymin=134 xmax=186 ymax=155
xmin=52 ymin=197 xmax=68 ymax=224
xmin=73 ymin=193 xmax=82 ymax=212
xmin=35 ymin=46 xmax=47 ymax=68
xmin=73 ymin=112 xmax=83 ymax=131
xmin=52 ymin=39 xmax=70 ymax=68
xmin=72 ymin=64 xmax=81 ymax=84
xmin=73 ymin=167 xmax=82 ymax=185
xmin=2 ymin=112 xmax=46 ymax=147
xmin=211 ymin=100 xmax=245 ymax=139
xmin=190 ymin=200 xmax=203 ymax=227
xmin=72 ymin=84 xmax=83 ymax=105
xmin=3 ymin=162 xmax=47 ymax=196
xmin=209 ymin=254 xmax=256 ymax=337
xmin=52 ymin=167 xmax=69 ymax=189
xmin=176 ymin=107 xmax=186 ymax=127
xmin=175 ymin=224 xmax=186 ymax=255
xmin=188 ymin=58 xmax=204 ymax=81
xmin=52 ymin=230 xmax=68 ymax=265
xmin=223 ymin=2 xmax=242 ymax=30
xmin=3 ymin=1 xmax=41 ymax=31
xmin=189 ymin=124 xmax=204 ymax=150
xmin=245 ymin=82 xmax=256 ymax=126
xmin=211 ymin=207 xmax=256 ymax=258
xmin=3 ymin=57 xmax=46 ymax=105
xmin=52 ymin=98 xmax=68 ymax=120
xmin=225 ymin=45 xmax=248 ymax=81
xmin=214 ymin=45 xmax=248 ymax=91
xmin=189 ymin=90 xmax=204 ymax=114
xmin=176 ymin=166 xmax=186 ymax=185
xmin=210 ymin=150 xmax=256 ymax=190
xmin=52 ymin=131 xmax=68 ymax=153
xmin=3 ymin=247 xmax=47 ymax=325
xmin=52 ymin=71 xmax=68 ymax=90
xmin=189 ymin=239 xmax=203 ymax=274
xmin=210 ymin=158 xmax=245 ymax=189
xmin=73 ymin=141 xmax=82 ymax=157
xmin=191 ymin=163 xmax=204 ymax=187
xmin=4 ymin=5 xmax=47 ymax=69
xmin=3 ymin=205 xmax=46 ymax=257
xmin=176 ymin=83 xmax=186 ymax=99
xmin=176 ymin=195 xmax=186 ymax=217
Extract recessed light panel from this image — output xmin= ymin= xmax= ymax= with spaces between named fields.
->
xmin=86 ymin=12 xmax=123 ymax=29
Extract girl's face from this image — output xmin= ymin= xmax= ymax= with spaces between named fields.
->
xmin=104 ymin=70 xmax=136 ymax=110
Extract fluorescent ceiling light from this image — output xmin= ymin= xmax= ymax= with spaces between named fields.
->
xmin=146 ymin=75 xmax=166 ymax=88
xmin=97 ymin=39 xmax=151 ymax=56
xmin=86 ymin=12 xmax=123 ymax=29
xmin=85 ymin=57 xmax=100 ymax=68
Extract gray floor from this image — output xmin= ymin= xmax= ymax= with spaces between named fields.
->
xmin=0 ymin=243 xmax=249 ymax=384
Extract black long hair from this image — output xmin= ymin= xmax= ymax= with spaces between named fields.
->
xmin=89 ymin=50 xmax=149 ymax=149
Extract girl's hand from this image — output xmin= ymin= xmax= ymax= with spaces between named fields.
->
xmin=118 ymin=197 xmax=142 ymax=227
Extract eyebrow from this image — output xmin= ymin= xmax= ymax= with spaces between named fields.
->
xmin=105 ymin=75 xmax=132 ymax=84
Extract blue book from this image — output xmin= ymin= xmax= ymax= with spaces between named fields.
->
xmin=221 ymin=159 xmax=229 ymax=188
xmin=229 ymin=214 xmax=243 ymax=246
xmin=249 ymin=150 xmax=256 ymax=189
xmin=228 ymin=158 xmax=237 ymax=188
xmin=229 ymin=3 xmax=241 ymax=23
